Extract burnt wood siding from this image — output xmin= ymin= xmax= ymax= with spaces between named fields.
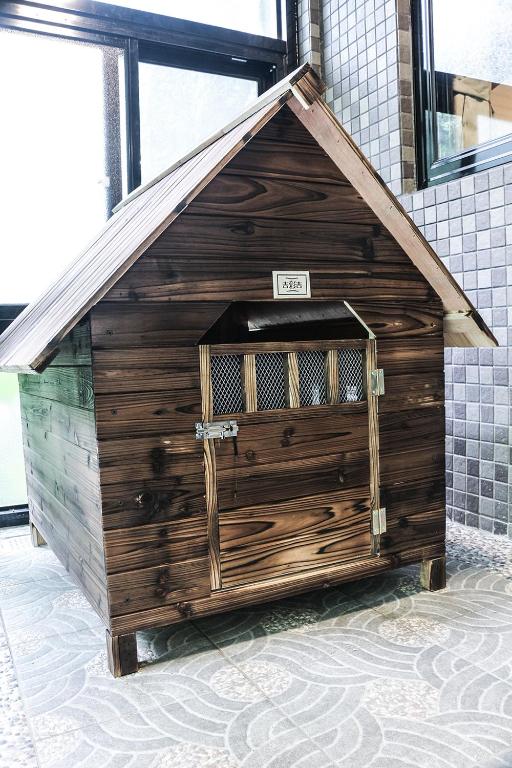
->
xmin=89 ymin=106 xmax=445 ymax=632
xmin=18 ymin=321 xmax=109 ymax=622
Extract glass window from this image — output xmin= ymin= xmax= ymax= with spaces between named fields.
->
xmin=0 ymin=29 xmax=123 ymax=507
xmin=104 ymin=0 xmax=280 ymax=38
xmin=432 ymin=0 xmax=512 ymax=160
xmin=0 ymin=29 xmax=123 ymax=304
xmin=0 ymin=374 xmax=27 ymax=506
xmin=138 ymin=63 xmax=258 ymax=182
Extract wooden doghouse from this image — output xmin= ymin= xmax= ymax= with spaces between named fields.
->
xmin=0 ymin=65 xmax=496 ymax=676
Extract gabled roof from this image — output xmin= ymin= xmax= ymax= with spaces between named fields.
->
xmin=0 ymin=63 xmax=496 ymax=372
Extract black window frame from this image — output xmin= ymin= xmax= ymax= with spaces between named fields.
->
xmin=0 ymin=0 xmax=294 ymax=203
xmin=412 ymin=0 xmax=512 ymax=188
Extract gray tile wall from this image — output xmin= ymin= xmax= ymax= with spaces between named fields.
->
xmin=401 ymin=172 xmax=512 ymax=538
xmin=298 ymin=0 xmax=512 ymax=537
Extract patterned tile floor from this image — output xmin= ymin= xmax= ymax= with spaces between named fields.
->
xmin=1 ymin=522 xmax=512 ymax=768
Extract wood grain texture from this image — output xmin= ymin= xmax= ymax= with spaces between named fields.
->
xmin=90 ymin=303 xmax=229 ymax=349
xmin=19 ymin=366 xmax=94 ymax=410
xmin=366 ymin=340 xmax=382 ymax=554
xmin=379 ymin=478 xmax=445 ymax=556
xmin=219 ymin=489 xmax=371 ymax=586
xmin=92 ymin=347 xmax=200 ymax=394
xmin=242 ymin=354 xmax=257 ymax=412
xmin=224 ymin=137 xmax=350 ymax=183
xmin=286 ymin=352 xmax=300 ymax=408
xmin=100 ymin=477 xmax=206 ymax=530
xmin=29 ymin=521 xmax=45 ymax=547
xmin=21 ymin=392 xmax=98 ymax=452
xmin=199 ymin=345 xmax=221 ymax=591
xmin=20 ymin=321 xmax=109 ymax=623
xmin=420 ymin=556 xmax=447 ymax=591
xmin=29 ymin=495 xmax=109 ymax=621
xmin=326 ymin=349 xmax=339 ymax=404
xmin=289 ymin=95 xmax=489 ymax=320
xmin=104 ymin=515 xmax=208 ymax=574
xmin=188 ymin=173 xmax=381 ymax=224
xmin=110 ymin=541 xmax=446 ymax=634
xmin=106 ymin=630 xmax=138 ymax=678
xmin=108 ymin=557 xmax=211 ymax=617
xmin=94 ymin=389 xmax=202 ymax=440
xmin=96 ymin=434 xmax=201 ymax=485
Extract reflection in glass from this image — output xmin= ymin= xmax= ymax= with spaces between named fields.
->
xmin=138 ymin=63 xmax=258 ymax=182
xmin=105 ymin=0 xmax=279 ymax=38
xmin=0 ymin=29 xmax=123 ymax=303
xmin=433 ymin=0 xmax=512 ymax=158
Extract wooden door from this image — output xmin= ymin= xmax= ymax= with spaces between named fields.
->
xmin=199 ymin=339 xmax=380 ymax=590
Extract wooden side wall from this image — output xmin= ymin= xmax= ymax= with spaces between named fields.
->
xmin=91 ymin=106 xmax=445 ymax=632
xmin=18 ymin=320 xmax=109 ymax=622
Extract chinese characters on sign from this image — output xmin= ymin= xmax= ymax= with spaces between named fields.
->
xmin=272 ymin=271 xmax=311 ymax=298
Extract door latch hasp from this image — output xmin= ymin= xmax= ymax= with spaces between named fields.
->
xmin=195 ymin=420 xmax=239 ymax=440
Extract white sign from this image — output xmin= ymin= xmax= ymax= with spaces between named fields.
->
xmin=272 ymin=271 xmax=311 ymax=299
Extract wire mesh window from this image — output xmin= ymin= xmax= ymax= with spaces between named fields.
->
xmin=338 ymin=349 xmax=365 ymax=402
xmin=255 ymin=352 xmax=287 ymax=411
xmin=211 ymin=354 xmax=244 ymax=415
xmin=297 ymin=350 xmax=327 ymax=406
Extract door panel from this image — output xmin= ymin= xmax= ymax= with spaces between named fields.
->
xmin=199 ymin=339 xmax=376 ymax=589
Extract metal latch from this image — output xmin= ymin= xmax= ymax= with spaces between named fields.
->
xmin=372 ymin=507 xmax=387 ymax=535
xmin=195 ymin=420 xmax=238 ymax=440
xmin=370 ymin=369 xmax=385 ymax=396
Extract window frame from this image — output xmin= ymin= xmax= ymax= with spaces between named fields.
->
xmin=0 ymin=0 xmax=291 ymax=198
xmin=412 ymin=0 xmax=512 ymax=188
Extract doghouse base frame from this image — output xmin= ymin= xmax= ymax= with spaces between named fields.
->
xmin=30 ymin=523 xmax=445 ymax=677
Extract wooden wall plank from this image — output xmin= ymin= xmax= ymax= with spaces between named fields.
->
xmin=49 ymin=322 xmax=92 ymax=367
xmin=217 ymin=447 xmax=370 ymax=510
xmin=219 ymin=488 xmax=371 ymax=587
xmin=90 ymin=303 xmax=230 ymax=348
xmin=224 ymin=137 xmax=349 ymax=183
xmin=214 ymin=408 xmax=369 ymax=470
xmin=188 ymin=173 xmax=380 ymax=224
xmin=96 ymin=434 xmax=201 ymax=485
xmin=19 ymin=366 xmax=94 ymax=410
xmin=101 ymin=477 xmax=206 ymax=530
xmin=20 ymin=320 xmax=109 ymax=625
xmin=92 ymin=347 xmax=200 ymax=394
xmin=108 ymin=557 xmax=210 ymax=617
xmin=104 ymin=516 xmax=208 ymax=574
xmin=109 ymin=540 xmax=446 ymax=635
xmin=94 ymin=389 xmax=202 ymax=440
xmin=20 ymin=393 xmax=98 ymax=453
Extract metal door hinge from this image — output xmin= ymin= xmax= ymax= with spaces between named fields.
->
xmin=370 ymin=369 xmax=385 ymax=396
xmin=195 ymin=420 xmax=238 ymax=440
xmin=372 ymin=507 xmax=387 ymax=535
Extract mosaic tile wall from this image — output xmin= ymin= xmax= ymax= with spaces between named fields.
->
xmin=401 ymin=171 xmax=512 ymax=538
xmin=297 ymin=0 xmax=512 ymax=538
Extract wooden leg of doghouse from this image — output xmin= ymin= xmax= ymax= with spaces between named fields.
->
xmin=106 ymin=630 xmax=138 ymax=677
xmin=420 ymin=555 xmax=446 ymax=591
xmin=29 ymin=522 xmax=46 ymax=547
